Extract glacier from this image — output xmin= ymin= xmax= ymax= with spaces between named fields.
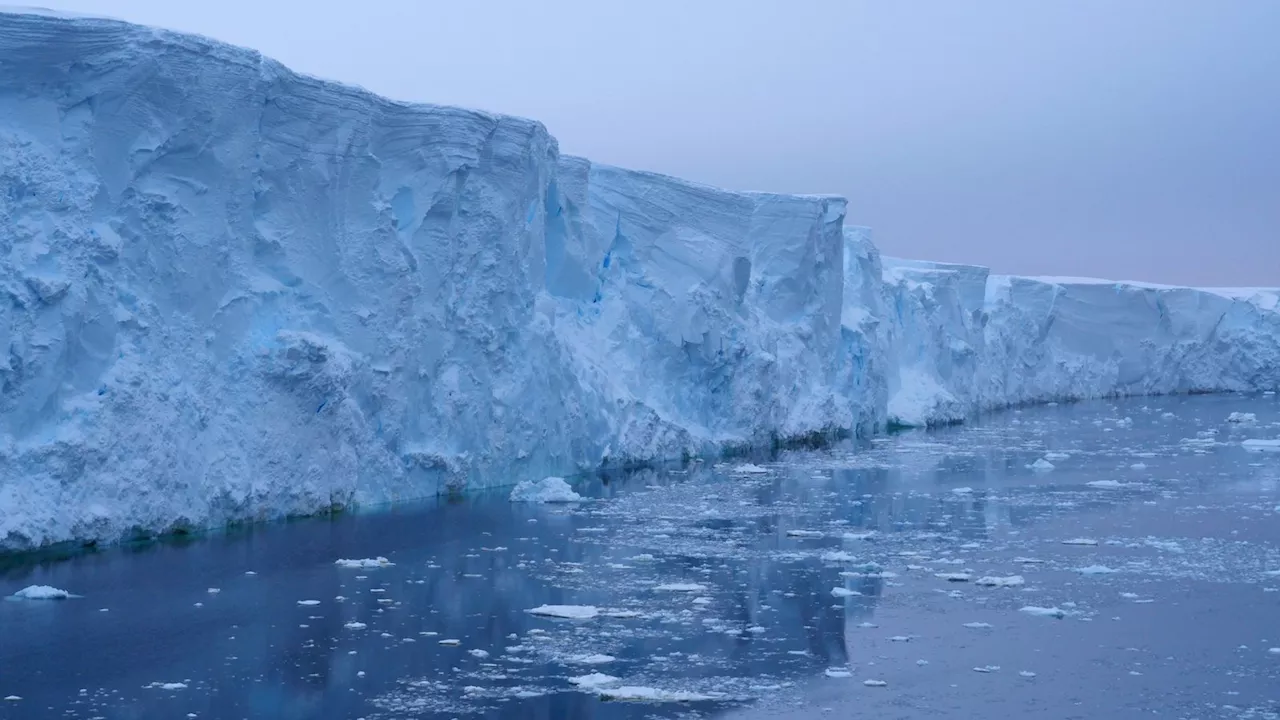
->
xmin=0 ymin=9 xmax=1277 ymax=551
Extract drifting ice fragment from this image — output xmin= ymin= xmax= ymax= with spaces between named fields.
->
xmin=526 ymin=605 xmax=599 ymax=620
xmin=9 ymin=585 xmax=72 ymax=600
xmin=509 ymin=477 xmax=583 ymax=503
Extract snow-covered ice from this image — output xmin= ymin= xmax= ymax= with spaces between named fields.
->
xmin=0 ymin=8 xmax=1278 ymax=551
xmin=1020 ymin=606 xmax=1068 ymax=619
xmin=1242 ymin=439 xmax=1280 ymax=453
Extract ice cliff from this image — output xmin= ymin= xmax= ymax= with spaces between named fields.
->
xmin=1 ymin=10 xmax=1277 ymax=551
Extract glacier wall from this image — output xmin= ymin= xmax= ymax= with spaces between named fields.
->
xmin=1 ymin=10 xmax=1277 ymax=551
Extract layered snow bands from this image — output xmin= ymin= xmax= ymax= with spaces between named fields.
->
xmin=2 ymin=11 xmax=1277 ymax=550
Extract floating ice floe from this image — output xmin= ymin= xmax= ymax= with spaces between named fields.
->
xmin=786 ymin=530 xmax=825 ymax=538
xmin=1044 ymin=452 xmax=1070 ymax=461
xmin=732 ymin=464 xmax=771 ymax=475
xmin=296 ymin=599 xmax=321 ymax=606
xmin=1020 ymin=606 xmax=1067 ymax=618
xmin=344 ymin=622 xmax=367 ymax=630
xmin=1087 ymin=480 xmax=1128 ymax=489
xmin=831 ymin=587 xmax=861 ymax=598
xmin=1076 ymin=565 xmax=1118 ymax=575
xmin=975 ymin=575 xmax=1025 ymax=588
xmin=935 ymin=573 xmax=972 ymax=582
xmin=567 ymin=654 xmax=616 ymax=665
xmin=335 ymin=557 xmax=394 ymax=569
xmin=145 ymin=682 xmax=188 ymax=691
xmin=1227 ymin=412 xmax=1257 ymax=423
xmin=824 ymin=668 xmax=852 ymax=678
xmin=1242 ymin=439 xmax=1280 ymax=453
xmin=653 ymin=583 xmax=706 ymax=592
xmin=963 ymin=622 xmax=993 ymax=629
xmin=509 ymin=477 xmax=583 ymax=503
xmin=863 ymin=679 xmax=888 ymax=687
xmin=1029 ymin=458 xmax=1056 ymax=472
xmin=526 ymin=605 xmax=599 ymax=620
xmin=9 ymin=585 xmax=73 ymax=600
xmin=1061 ymin=537 xmax=1099 ymax=546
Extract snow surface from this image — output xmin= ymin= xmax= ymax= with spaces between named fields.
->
xmin=1 ymin=9 xmax=1278 ymax=551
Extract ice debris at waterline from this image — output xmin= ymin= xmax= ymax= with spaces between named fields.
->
xmin=1 ymin=8 xmax=1279 ymax=553
xmin=509 ymin=477 xmax=583 ymax=503
xmin=8 ymin=585 xmax=73 ymax=600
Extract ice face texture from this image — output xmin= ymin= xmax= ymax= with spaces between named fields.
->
xmin=1 ymin=10 xmax=1277 ymax=550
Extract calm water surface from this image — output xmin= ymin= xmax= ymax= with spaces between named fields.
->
xmin=2 ymin=395 xmax=1279 ymax=719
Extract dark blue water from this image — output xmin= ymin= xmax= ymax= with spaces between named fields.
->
xmin=2 ymin=395 xmax=1278 ymax=719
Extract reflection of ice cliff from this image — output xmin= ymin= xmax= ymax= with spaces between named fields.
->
xmin=2 ymin=10 xmax=1278 ymax=550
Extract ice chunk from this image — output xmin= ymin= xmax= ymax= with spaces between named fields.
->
xmin=9 ymin=585 xmax=72 ymax=600
xmin=785 ymin=530 xmax=825 ymax=538
xmin=825 ymin=668 xmax=853 ymax=678
xmin=1029 ymin=458 xmax=1056 ymax=472
xmin=509 ymin=477 xmax=583 ymax=503
xmin=974 ymin=575 xmax=1025 ymax=588
xmin=1088 ymin=480 xmax=1127 ymax=489
xmin=831 ymin=587 xmax=861 ymax=598
xmin=963 ymin=622 xmax=993 ymax=629
xmin=935 ymin=573 xmax=972 ymax=582
xmin=296 ymin=600 xmax=321 ymax=606
xmin=335 ymin=557 xmax=394 ymax=569
xmin=731 ymin=464 xmax=771 ymax=474
xmin=526 ymin=605 xmax=599 ymax=620
xmin=1076 ymin=565 xmax=1118 ymax=575
xmin=1227 ymin=412 xmax=1257 ymax=423
xmin=1044 ymin=452 xmax=1070 ymax=461
xmin=569 ymin=673 xmax=620 ymax=689
xmin=343 ymin=622 xmax=367 ymax=630
xmin=863 ymin=679 xmax=888 ymax=687
xmin=1062 ymin=538 xmax=1099 ymax=546
xmin=567 ymin=654 xmax=616 ymax=665
xmin=1243 ymin=439 xmax=1280 ymax=453
xmin=598 ymin=686 xmax=720 ymax=702
xmin=1020 ymin=606 xmax=1067 ymax=618
xmin=653 ymin=583 xmax=707 ymax=592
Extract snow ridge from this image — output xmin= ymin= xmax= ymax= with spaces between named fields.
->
xmin=1 ymin=10 xmax=1277 ymax=551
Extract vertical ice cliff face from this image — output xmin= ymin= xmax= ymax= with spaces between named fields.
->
xmin=547 ymin=158 xmax=849 ymax=454
xmin=0 ymin=11 xmax=604 ymax=548
xmin=879 ymin=259 xmax=990 ymax=427
xmin=2 ymin=10 xmax=1278 ymax=552
xmin=837 ymin=227 xmax=889 ymax=433
xmin=980 ymin=278 xmax=1280 ymax=406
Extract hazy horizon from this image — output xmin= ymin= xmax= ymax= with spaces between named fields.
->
xmin=20 ymin=0 xmax=1280 ymax=286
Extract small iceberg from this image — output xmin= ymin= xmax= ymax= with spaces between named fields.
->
xmin=510 ymin=476 xmax=583 ymax=502
xmin=1243 ymin=439 xmax=1280 ymax=453
xmin=1029 ymin=458 xmax=1056 ymax=472
xmin=1227 ymin=412 xmax=1257 ymax=423
xmin=9 ymin=585 xmax=73 ymax=600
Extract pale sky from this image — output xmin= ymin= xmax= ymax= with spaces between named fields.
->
xmin=27 ymin=0 xmax=1280 ymax=286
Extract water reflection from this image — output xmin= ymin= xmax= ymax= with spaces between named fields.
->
xmin=1 ymin=394 xmax=1277 ymax=718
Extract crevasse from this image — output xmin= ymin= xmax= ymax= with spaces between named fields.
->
xmin=1 ymin=10 xmax=1276 ymax=551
